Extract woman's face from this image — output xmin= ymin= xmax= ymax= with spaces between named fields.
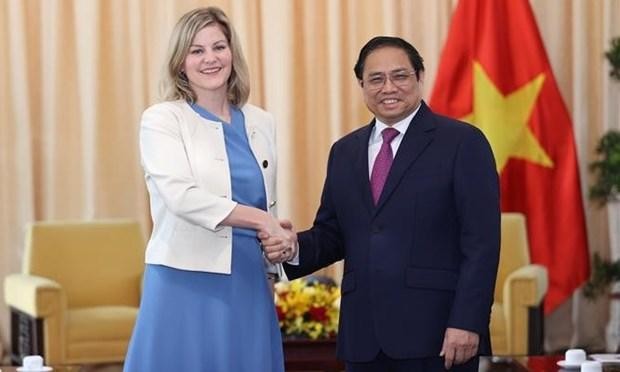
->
xmin=182 ymin=24 xmax=233 ymax=100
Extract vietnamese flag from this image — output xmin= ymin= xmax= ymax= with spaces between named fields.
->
xmin=430 ymin=0 xmax=589 ymax=313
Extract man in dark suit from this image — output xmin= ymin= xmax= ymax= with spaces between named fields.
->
xmin=265 ymin=36 xmax=500 ymax=371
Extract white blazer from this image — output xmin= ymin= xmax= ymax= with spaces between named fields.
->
xmin=139 ymin=100 xmax=278 ymax=274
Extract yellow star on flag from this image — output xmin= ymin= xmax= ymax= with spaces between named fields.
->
xmin=462 ymin=62 xmax=553 ymax=172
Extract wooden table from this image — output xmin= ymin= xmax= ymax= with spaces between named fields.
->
xmin=283 ymin=339 xmax=620 ymax=372
xmin=0 ymin=367 xmax=85 ymax=372
xmin=3 ymin=353 xmax=620 ymax=371
xmin=284 ymin=339 xmax=344 ymax=371
xmin=520 ymin=355 xmax=620 ymax=372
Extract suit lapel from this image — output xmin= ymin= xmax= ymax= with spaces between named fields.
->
xmin=353 ymin=122 xmax=375 ymax=216
xmin=373 ymin=102 xmax=436 ymax=216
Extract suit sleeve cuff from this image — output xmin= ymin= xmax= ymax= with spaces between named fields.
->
xmin=286 ymin=241 xmax=300 ymax=265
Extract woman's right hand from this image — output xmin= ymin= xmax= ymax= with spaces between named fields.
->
xmin=259 ymin=217 xmax=296 ymax=264
xmin=218 ymin=205 xmax=296 ymax=263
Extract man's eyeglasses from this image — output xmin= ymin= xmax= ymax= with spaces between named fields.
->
xmin=362 ymin=70 xmax=417 ymax=91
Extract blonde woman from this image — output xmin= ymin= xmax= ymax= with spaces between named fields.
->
xmin=124 ymin=7 xmax=293 ymax=371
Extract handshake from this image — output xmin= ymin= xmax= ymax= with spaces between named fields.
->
xmin=258 ymin=218 xmax=298 ymax=264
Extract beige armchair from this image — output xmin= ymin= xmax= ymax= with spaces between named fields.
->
xmin=489 ymin=213 xmax=548 ymax=355
xmin=4 ymin=220 xmax=144 ymax=365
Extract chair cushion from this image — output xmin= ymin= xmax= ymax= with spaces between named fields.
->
xmin=489 ymin=303 xmax=507 ymax=355
xmin=68 ymin=306 xmax=138 ymax=342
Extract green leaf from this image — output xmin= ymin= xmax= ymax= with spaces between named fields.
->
xmin=589 ymin=131 xmax=620 ymax=205
xmin=606 ymin=37 xmax=620 ymax=81
xmin=584 ymin=253 xmax=620 ymax=299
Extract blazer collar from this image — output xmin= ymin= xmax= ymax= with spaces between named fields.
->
xmin=241 ymin=105 xmax=257 ymax=140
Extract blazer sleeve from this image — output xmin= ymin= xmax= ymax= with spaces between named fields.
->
xmin=140 ymin=103 xmax=237 ymax=231
xmin=284 ymin=145 xmax=345 ymax=279
xmin=448 ymin=126 xmax=501 ymax=334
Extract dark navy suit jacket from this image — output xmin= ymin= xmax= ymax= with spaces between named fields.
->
xmin=284 ymin=101 xmax=500 ymax=363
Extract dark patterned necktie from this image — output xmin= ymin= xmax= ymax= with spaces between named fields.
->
xmin=370 ymin=128 xmax=399 ymax=205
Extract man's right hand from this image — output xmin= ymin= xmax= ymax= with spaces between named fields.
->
xmin=259 ymin=219 xmax=297 ymax=263
xmin=439 ymin=327 xmax=479 ymax=369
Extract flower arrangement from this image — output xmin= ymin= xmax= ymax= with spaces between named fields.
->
xmin=274 ymin=276 xmax=340 ymax=340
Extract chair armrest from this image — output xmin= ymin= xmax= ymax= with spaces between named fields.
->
xmin=4 ymin=274 xmax=66 ymax=316
xmin=503 ymin=264 xmax=548 ymax=307
xmin=502 ymin=264 xmax=548 ymax=355
xmin=4 ymin=273 xmax=68 ymax=363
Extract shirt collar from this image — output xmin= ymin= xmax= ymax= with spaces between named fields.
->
xmin=371 ymin=103 xmax=421 ymax=143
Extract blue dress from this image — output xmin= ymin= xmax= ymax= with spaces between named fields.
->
xmin=124 ymin=104 xmax=284 ymax=372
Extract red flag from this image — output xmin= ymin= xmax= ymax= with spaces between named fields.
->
xmin=430 ymin=0 xmax=589 ymax=313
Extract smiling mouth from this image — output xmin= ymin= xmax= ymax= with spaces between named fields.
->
xmin=381 ymin=98 xmax=400 ymax=104
xmin=200 ymin=67 xmax=222 ymax=74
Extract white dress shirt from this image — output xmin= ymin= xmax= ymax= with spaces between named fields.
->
xmin=367 ymin=104 xmax=421 ymax=176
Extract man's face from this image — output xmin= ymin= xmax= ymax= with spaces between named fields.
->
xmin=360 ymin=47 xmax=424 ymax=125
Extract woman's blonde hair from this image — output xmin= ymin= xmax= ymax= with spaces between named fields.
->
xmin=160 ymin=7 xmax=250 ymax=106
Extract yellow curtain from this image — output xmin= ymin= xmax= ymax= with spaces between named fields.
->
xmin=1 ymin=0 xmax=619 ymax=355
